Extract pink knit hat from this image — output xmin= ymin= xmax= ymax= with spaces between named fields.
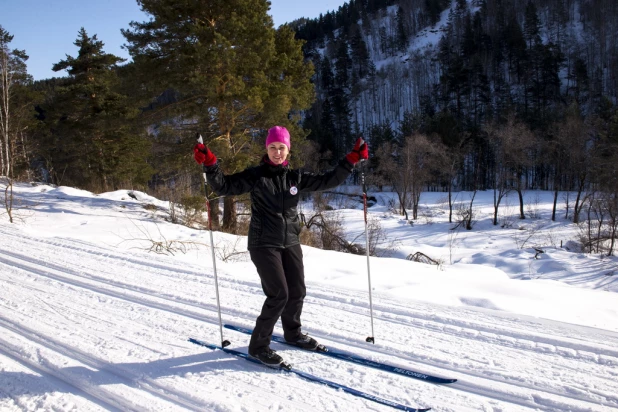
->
xmin=265 ymin=126 xmax=291 ymax=149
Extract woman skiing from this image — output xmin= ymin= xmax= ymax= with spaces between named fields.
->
xmin=193 ymin=126 xmax=368 ymax=367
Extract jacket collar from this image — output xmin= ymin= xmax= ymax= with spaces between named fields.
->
xmin=261 ymin=154 xmax=289 ymax=172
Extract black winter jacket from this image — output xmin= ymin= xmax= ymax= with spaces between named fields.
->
xmin=204 ymin=156 xmax=354 ymax=249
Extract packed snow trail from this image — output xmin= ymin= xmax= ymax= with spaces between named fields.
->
xmin=1 ymin=224 xmax=617 ymax=411
xmin=188 ymin=338 xmax=431 ymax=411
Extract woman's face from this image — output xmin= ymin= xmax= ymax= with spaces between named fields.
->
xmin=267 ymin=143 xmax=289 ymax=165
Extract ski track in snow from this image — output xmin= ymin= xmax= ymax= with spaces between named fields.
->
xmin=1 ymin=225 xmax=617 ymax=411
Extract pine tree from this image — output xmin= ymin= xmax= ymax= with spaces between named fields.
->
xmin=442 ymin=54 xmax=470 ymax=123
xmin=124 ymin=0 xmax=313 ymax=148
xmin=425 ymin=0 xmax=444 ymax=26
xmin=472 ymin=11 xmax=490 ymax=55
xmin=399 ymin=110 xmax=424 ymax=138
xmin=349 ymin=25 xmax=370 ymax=78
xmin=330 ymin=39 xmax=352 ymax=157
xmin=503 ymin=15 xmax=527 ymax=83
xmin=368 ymin=122 xmax=396 ymax=169
xmin=123 ymin=0 xmax=314 ymax=230
xmin=320 ymin=57 xmax=335 ymax=93
xmin=319 ymin=96 xmax=336 ymax=153
xmin=45 ymin=28 xmax=152 ymax=191
xmin=469 ymin=58 xmax=491 ymax=126
xmin=568 ymin=57 xmax=589 ymax=104
xmin=461 ymin=13 xmax=476 ymax=60
xmin=334 ymin=39 xmax=352 ymax=87
xmin=395 ymin=6 xmax=409 ymax=52
xmin=523 ymin=0 xmax=542 ymax=49
xmin=259 ymin=24 xmax=315 ymax=132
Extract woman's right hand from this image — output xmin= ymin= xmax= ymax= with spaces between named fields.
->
xmin=193 ymin=143 xmax=217 ymax=166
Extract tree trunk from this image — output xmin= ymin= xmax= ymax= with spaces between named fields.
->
xmin=608 ymin=223 xmax=617 ymax=257
xmin=573 ymin=191 xmax=582 ymax=224
xmin=573 ymin=177 xmax=586 ymax=224
xmin=493 ymin=186 xmax=501 ymax=226
xmin=412 ymin=191 xmax=420 ymax=220
xmin=222 ymin=195 xmax=237 ymax=233
xmin=466 ymin=190 xmax=477 ymax=230
xmin=208 ymin=198 xmax=221 ymax=231
xmin=551 ymin=189 xmax=558 ymax=221
xmin=448 ymin=184 xmax=453 ymax=223
xmin=3 ymin=178 xmax=13 ymax=223
xmin=585 ymin=201 xmax=593 ymax=253
xmin=517 ymin=188 xmax=525 ymax=219
xmin=397 ymin=190 xmax=408 ymax=220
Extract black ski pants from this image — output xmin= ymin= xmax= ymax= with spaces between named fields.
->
xmin=248 ymin=244 xmax=306 ymax=355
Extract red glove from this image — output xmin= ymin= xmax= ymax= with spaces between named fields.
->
xmin=345 ymin=137 xmax=369 ymax=165
xmin=193 ymin=143 xmax=217 ymax=166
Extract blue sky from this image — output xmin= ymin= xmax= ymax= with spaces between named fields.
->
xmin=1 ymin=0 xmax=348 ymax=81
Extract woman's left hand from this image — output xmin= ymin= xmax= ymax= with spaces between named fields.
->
xmin=345 ymin=137 xmax=369 ymax=165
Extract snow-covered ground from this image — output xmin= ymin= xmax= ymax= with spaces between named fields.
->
xmin=1 ymin=182 xmax=617 ymax=411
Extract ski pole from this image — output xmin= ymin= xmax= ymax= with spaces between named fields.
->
xmin=359 ymin=139 xmax=375 ymax=344
xmin=197 ymin=134 xmax=230 ymax=348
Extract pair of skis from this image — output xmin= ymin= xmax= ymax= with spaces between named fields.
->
xmin=190 ymin=324 xmax=457 ymax=411
xmin=225 ymin=324 xmax=456 ymax=384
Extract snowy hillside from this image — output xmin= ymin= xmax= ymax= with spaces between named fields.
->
xmin=1 ymin=183 xmax=617 ymax=411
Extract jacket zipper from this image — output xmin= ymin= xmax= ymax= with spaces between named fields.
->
xmin=281 ymin=174 xmax=287 ymax=246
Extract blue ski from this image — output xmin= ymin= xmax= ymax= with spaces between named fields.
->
xmin=189 ymin=338 xmax=430 ymax=411
xmin=224 ymin=324 xmax=457 ymax=384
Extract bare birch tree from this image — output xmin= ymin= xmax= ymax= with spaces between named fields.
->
xmin=486 ymin=123 xmax=513 ymax=226
xmin=492 ymin=115 xmax=536 ymax=220
xmin=0 ymin=26 xmax=31 ymax=223
xmin=376 ymin=133 xmax=441 ymax=220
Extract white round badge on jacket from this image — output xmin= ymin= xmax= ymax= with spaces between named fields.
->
xmin=290 ymin=186 xmax=298 ymax=195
